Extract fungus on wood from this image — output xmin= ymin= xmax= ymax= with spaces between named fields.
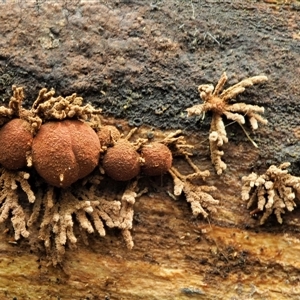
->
xmin=141 ymin=142 xmax=173 ymax=176
xmin=32 ymin=120 xmax=101 ymax=188
xmin=0 ymin=86 xmax=135 ymax=265
xmin=0 ymin=118 xmax=33 ymax=170
xmin=242 ymin=162 xmax=300 ymax=224
xmin=186 ymin=72 xmax=268 ymax=175
xmin=102 ymin=140 xmax=141 ymax=181
xmin=97 ymin=125 xmax=121 ymax=148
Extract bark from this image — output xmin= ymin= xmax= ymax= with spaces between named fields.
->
xmin=0 ymin=0 xmax=300 ymax=299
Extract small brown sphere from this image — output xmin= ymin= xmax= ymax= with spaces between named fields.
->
xmin=141 ymin=142 xmax=172 ymax=176
xmin=97 ymin=125 xmax=121 ymax=147
xmin=32 ymin=120 xmax=100 ymax=188
xmin=102 ymin=140 xmax=140 ymax=181
xmin=0 ymin=118 xmax=33 ymax=170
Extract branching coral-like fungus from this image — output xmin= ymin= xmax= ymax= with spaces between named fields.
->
xmin=0 ymin=167 xmax=35 ymax=240
xmin=27 ymin=176 xmax=142 ymax=265
xmin=0 ymin=86 xmax=27 ymax=123
xmin=186 ymin=72 xmax=268 ymax=175
xmin=30 ymin=87 xmax=102 ymax=130
xmin=242 ymin=162 xmax=300 ymax=224
xmin=169 ymin=164 xmax=219 ymax=218
xmin=161 ymin=131 xmax=219 ymax=218
xmin=0 ymin=85 xmax=219 ymax=265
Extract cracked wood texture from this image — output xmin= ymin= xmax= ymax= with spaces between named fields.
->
xmin=0 ymin=0 xmax=300 ymax=299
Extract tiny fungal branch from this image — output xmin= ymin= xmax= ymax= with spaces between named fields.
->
xmin=186 ymin=72 xmax=268 ymax=175
xmin=242 ymin=162 xmax=300 ymax=224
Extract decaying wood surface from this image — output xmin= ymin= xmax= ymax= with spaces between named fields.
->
xmin=0 ymin=0 xmax=300 ymax=299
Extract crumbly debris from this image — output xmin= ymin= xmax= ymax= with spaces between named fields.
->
xmin=242 ymin=162 xmax=300 ymax=224
xmin=186 ymin=72 xmax=268 ymax=175
xmin=0 ymin=167 xmax=35 ymax=240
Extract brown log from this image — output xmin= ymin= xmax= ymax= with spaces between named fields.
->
xmin=0 ymin=1 xmax=300 ymax=299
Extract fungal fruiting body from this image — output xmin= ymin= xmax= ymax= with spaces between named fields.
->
xmin=102 ymin=140 xmax=141 ymax=181
xmin=97 ymin=125 xmax=121 ymax=148
xmin=0 ymin=167 xmax=35 ymax=240
xmin=168 ymin=161 xmax=219 ymax=218
xmin=141 ymin=142 xmax=172 ymax=176
xmin=0 ymin=85 xmax=221 ymax=265
xmin=32 ymin=119 xmax=101 ymax=188
xmin=0 ymin=86 xmax=140 ymax=265
xmin=0 ymin=118 xmax=33 ymax=169
xmin=186 ymin=72 xmax=268 ymax=175
xmin=242 ymin=162 xmax=300 ymax=224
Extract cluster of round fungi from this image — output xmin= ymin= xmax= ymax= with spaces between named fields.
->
xmin=0 ymin=86 xmax=219 ymax=265
xmin=0 ymin=86 xmax=174 ymax=188
xmin=0 ymin=87 xmax=102 ymax=188
xmin=102 ymin=137 xmax=173 ymax=181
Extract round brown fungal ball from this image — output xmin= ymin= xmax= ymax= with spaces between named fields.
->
xmin=102 ymin=140 xmax=140 ymax=181
xmin=97 ymin=125 xmax=121 ymax=147
xmin=0 ymin=118 xmax=33 ymax=170
xmin=32 ymin=120 xmax=100 ymax=188
xmin=141 ymin=142 xmax=172 ymax=176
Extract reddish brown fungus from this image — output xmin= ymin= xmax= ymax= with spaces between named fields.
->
xmin=32 ymin=120 xmax=100 ymax=188
xmin=0 ymin=118 xmax=33 ymax=170
xmin=97 ymin=125 xmax=121 ymax=148
xmin=102 ymin=140 xmax=140 ymax=181
xmin=141 ymin=142 xmax=172 ymax=176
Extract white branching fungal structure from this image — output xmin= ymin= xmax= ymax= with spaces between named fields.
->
xmin=0 ymin=85 xmax=219 ymax=265
xmin=0 ymin=164 xmax=141 ymax=266
xmin=26 ymin=177 xmax=142 ymax=265
xmin=242 ymin=162 xmax=300 ymax=224
xmin=163 ymin=131 xmax=219 ymax=218
xmin=186 ymin=72 xmax=268 ymax=175
xmin=0 ymin=87 xmax=140 ymax=265
xmin=169 ymin=166 xmax=219 ymax=218
xmin=0 ymin=167 xmax=35 ymax=240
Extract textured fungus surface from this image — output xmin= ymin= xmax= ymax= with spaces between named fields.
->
xmin=32 ymin=120 xmax=100 ymax=187
xmin=97 ymin=125 xmax=121 ymax=148
xmin=102 ymin=140 xmax=141 ymax=181
xmin=242 ymin=162 xmax=300 ymax=224
xmin=0 ymin=118 xmax=33 ymax=170
xmin=141 ymin=142 xmax=173 ymax=176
